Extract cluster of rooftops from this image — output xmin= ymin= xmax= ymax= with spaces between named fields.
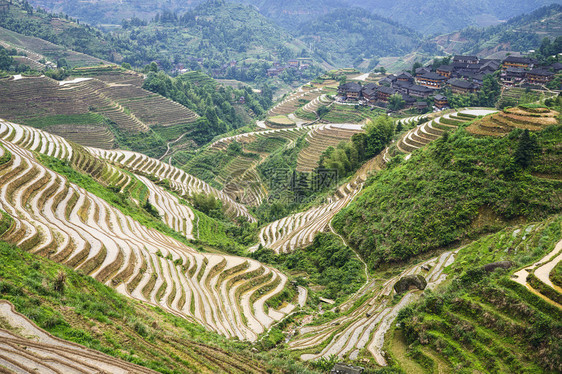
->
xmin=337 ymin=55 xmax=561 ymax=112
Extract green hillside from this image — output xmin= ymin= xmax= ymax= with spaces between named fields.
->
xmin=334 ymin=123 xmax=562 ymax=268
xmin=296 ymin=8 xmax=437 ymax=69
xmin=394 ymin=216 xmax=562 ymax=373
xmin=351 ymin=0 xmax=562 ymax=35
xmin=435 ymin=4 xmax=562 ymax=57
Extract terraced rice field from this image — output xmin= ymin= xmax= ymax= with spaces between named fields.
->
xmin=0 ymin=75 xmax=199 ymax=141
xmin=395 ymin=110 xmax=497 ymax=156
xmin=204 ymin=127 xmax=311 ymax=206
xmin=290 ymin=251 xmax=458 ymax=364
xmin=0 ymin=120 xmax=296 ymax=341
xmin=466 ymin=106 xmax=559 ymax=137
xmin=251 ymin=154 xmax=383 ymax=254
xmin=513 ymin=237 xmax=562 ymax=306
xmin=46 ymin=124 xmax=115 ymax=150
xmin=0 ymin=300 xmax=158 ymax=374
xmin=267 ymin=88 xmax=325 ymax=118
xmin=0 ymin=26 xmax=105 ymax=68
xmin=296 ymin=123 xmax=365 ymax=173
xmin=321 ymin=104 xmax=378 ymax=124
xmin=88 ymin=148 xmax=256 ymax=223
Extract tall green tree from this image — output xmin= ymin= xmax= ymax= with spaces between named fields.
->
xmin=513 ymin=129 xmax=539 ymax=169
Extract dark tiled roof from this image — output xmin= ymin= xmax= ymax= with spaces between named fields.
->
xmin=458 ymin=71 xmax=484 ymax=81
xmin=434 ymin=94 xmax=447 ymax=101
xmin=396 ymin=72 xmax=413 ymax=79
xmin=528 ymin=69 xmax=554 ymax=77
xmin=402 ymin=94 xmax=416 ymax=103
xmin=408 ymin=84 xmax=433 ymax=93
xmin=503 ymin=56 xmax=533 ymax=64
xmin=340 ymin=82 xmax=362 ymax=93
xmin=436 ymin=65 xmax=454 ymax=72
xmin=418 ymin=72 xmax=448 ymax=81
xmin=362 ymin=83 xmax=378 ymax=96
xmin=393 ymin=80 xmax=413 ymax=88
xmin=506 ymin=67 xmax=526 ymax=74
xmin=377 ymin=86 xmax=396 ymax=95
xmin=415 ymin=67 xmax=431 ymax=74
xmin=449 ymin=79 xmax=474 ymax=89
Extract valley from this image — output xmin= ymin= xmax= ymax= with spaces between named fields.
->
xmin=0 ymin=1 xmax=561 ymax=373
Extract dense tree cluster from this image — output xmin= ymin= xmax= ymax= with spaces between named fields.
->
xmin=142 ymin=70 xmax=272 ymax=143
xmin=447 ymin=74 xmax=501 ymax=108
xmin=318 ymin=115 xmax=394 ymax=177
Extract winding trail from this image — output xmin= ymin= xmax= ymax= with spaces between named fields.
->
xmin=159 ymin=132 xmax=189 ymax=161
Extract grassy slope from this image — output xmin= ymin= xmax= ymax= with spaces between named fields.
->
xmin=334 ymin=125 xmax=562 ymax=268
xmin=394 ymin=215 xmax=562 ymax=374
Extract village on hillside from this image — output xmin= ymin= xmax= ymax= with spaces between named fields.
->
xmin=338 ymin=55 xmax=562 ymax=113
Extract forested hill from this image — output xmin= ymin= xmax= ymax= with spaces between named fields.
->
xmin=297 ymin=8 xmax=437 ymax=69
xmin=435 ymin=4 xmax=562 ymax=57
xmin=116 ymin=0 xmax=321 ymax=70
xmin=347 ymin=0 xmax=562 ymax=35
xmin=0 ymin=0 xmax=325 ymax=85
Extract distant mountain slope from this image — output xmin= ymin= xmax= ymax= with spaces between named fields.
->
xmin=435 ymin=4 xmax=562 ymax=57
xmin=296 ymin=8 xmax=436 ymax=69
xmin=28 ymin=0 xmax=562 ymax=36
xmin=347 ymin=0 xmax=562 ymax=35
xmin=26 ymin=0 xmax=198 ymax=25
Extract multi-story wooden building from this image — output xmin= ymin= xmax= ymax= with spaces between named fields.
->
xmin=502 ymin=56 xmax=534 ymax=70
xmin=376 ymin=86 xmax=397 ymax=102
xmin=408 ymin=84 xmax=433 ymax=98
xmin=501 ymin=67 xmax=526 ymax=85
xmin=416 ymin=72 xmax=448 ymax=89
xmin=362 ymin=83 xmax=379 ymax=104
xmin=338 ymin=82 xmax=362 ymax=100
xmin=436 ymin=65 xmax=454 ymax=78
xmin=449 ymin=79 xmax=478 ymax=94
xmin=434 ymin=94 xmax=449 ymax=109
xmin=526 ymin=69 xmax=555 ymax=85
xmin=396 ymin=72 xmax=414 ymax=83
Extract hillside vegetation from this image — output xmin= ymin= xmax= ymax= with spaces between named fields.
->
xmin=296 ymin=8 xmax=436 ymax=69
xmin=334 ymin=122 xmax=562 ymax=267
xmin=436 ymin=4 xmax=562 ymax=56
xmin=395 ymin=215 xmax=562 ymax=373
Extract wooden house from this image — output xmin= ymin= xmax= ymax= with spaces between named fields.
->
xmin=502 ymin=56 xmax=534 ymax=70
xmin=376 ymin=86 xmax=397 ymax=102
xmin=434 ymin=94 xmax=449 ymax=109
xmin=361 ymin=83 xmax=379 ymax=104
xmin=436 ymin=65 xmax=454 ymax=78
xmin=338 ymin=82 xmax=362 ymax=100
xmin=415 ymin=67 xmax=431 ymax=76
xmin=449 ymin=79 xmax=477 ymax=94
xmin=408 ymin=84 xmax=433 ymax=98
xmin=501 ymin=67 xmax=526 ymax=84
xmin=416 ymin=72 xmax=448 ymax=89
xmin=396 ymin=72 xmax=414 ymax=83
xmin=526 ymin=69 xmax=555 ymax=85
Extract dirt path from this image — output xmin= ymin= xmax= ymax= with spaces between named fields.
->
xmin=159 ymin=132 xmax=189 ymax=161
